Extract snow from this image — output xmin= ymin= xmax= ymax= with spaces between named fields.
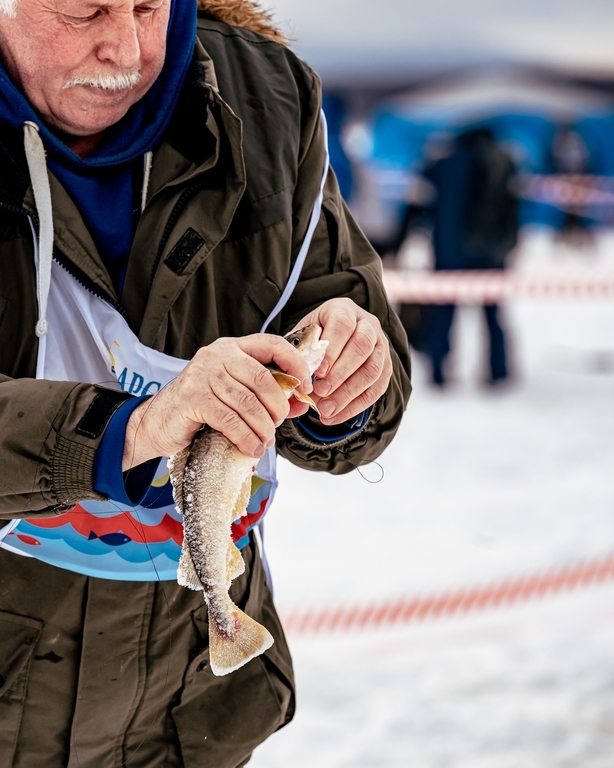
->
xmin=251 ymin=228 xmax=614 ymax=767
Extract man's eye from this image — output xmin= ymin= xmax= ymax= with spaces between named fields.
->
xmin=63 ymin=11 xmax=101 ymax=24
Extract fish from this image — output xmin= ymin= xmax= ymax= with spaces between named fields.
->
xmin=9 ymin=533 xmax=41 ymax=546
xmin=169 ymin=325 xmax=328 ymax=676
xmin=87 ymin=531 xmax=132 ymax=546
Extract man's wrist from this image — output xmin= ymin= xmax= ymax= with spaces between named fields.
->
xmin=94 ymin=397 xmax=161 ymax=504
xmin=122 ymin=398 xmax=157 ymax=471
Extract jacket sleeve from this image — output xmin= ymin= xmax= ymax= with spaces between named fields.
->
xmin=276 ymin=71 xmax=412 ymax=474
xmin=0 ymin=376 xmax=131 ymax=519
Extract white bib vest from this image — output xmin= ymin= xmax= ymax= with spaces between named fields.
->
xmin=0 ymin=114 xmax=329 ymax=581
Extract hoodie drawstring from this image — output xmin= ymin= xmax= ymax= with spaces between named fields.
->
xmin=23 ymin=121 xmax=53 ymax=338
xmin=23 ymin=122 xmax=154 ymax=339
xmin=141 ymin=151 xmax=153 ymax=213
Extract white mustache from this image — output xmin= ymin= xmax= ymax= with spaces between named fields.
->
xmin=63 ymin=71 xmax=142 ymax=91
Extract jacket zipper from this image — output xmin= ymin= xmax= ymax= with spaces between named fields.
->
xmin=149 ymin=180 xmax=209 ymax=287
xmin=148 ymin=89 xmax=219 ymax=286
xmin=0 ymin=199 xmax=129 ymax=321
xmin=53 ymin=248 xmax=129 ymax=322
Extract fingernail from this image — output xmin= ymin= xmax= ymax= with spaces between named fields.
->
xmin=319 ymin=400 xmax=335 ymax=418
xmin=274 ymin=419 xmax=284 ymax=428
xmin=302 ymin=377 xmax=313 ymax=393
xmin=265 ymin=437 xmax=275 ymax=449
xmin=318 ymin=361 xmax=329 ymax=377
xmin=314 ymin=379 xmax=331 ymax=397
xmin=254 ymin=445 xmax=265 ymax=458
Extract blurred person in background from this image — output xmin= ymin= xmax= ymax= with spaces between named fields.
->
xmin=396 ymin=128 xmax=518 ymax=386
xmin=550 ymin=123 xmax=594 ymax=248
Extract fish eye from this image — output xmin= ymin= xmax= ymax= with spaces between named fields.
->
xmin=291 ymin=337 xmax=300 ymax=346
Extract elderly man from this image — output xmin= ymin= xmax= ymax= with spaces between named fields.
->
xmin=0 ymin=0 xmax=411 ymax=766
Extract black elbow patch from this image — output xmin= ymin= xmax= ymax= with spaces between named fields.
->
xmin=76 ymin=390 xmax=132 ymax=439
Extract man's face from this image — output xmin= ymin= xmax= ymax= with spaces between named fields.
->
xmin=0 ymin=0 xmax=171 ymax=136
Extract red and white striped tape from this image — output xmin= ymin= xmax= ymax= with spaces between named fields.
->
xmin=280 ymin=555 xmax=614 ymax=635
xmin=382 ymin=270 xmax=614 ymax=304
xmin=521 ymin=175 xmax=614 ymax=209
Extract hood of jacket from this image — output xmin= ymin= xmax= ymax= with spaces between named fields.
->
xmin=198 ymin=0 xmax=287 ymax=44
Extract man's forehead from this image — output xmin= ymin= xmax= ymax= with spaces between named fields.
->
xmin=50 ymin=0 xmax=165 ymax=9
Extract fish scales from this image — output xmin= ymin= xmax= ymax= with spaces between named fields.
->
xmin=170 ymin=325 xmax=328 ymax=676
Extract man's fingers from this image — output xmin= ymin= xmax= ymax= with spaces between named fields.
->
xmin=209 ymin=372 xmax=283 ymax=453
xmin=212 ymin=404 xmax=267 ymax=458
xmin=314 ymin=303 xmax=357 ymax=378
xmin=287 ymin=399 xmax=310 ymax=419
xmin=317 ymin=342 xmax=391 ymax=423
xmin=239 ymin=333 xmax=311 ymax=391
xmin=313 ymin=319 xmax=377 ymax=397
xmin=223 ymin=357 xmax=291 ymax=426
xmin=324 ymin=382 xmax=384 ymax=425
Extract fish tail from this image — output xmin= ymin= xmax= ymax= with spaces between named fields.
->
xmin=208 ymin=608 xmax=274 ymax=676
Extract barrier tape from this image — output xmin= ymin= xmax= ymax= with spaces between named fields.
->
xmin=280 ymin=555 xmax=614 ymax=635
xmin=521 ymin=175 xmax=614 ymax=209
xmin=382 ymin=270 xmax=614 ymax=304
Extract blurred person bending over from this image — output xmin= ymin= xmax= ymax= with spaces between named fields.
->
xmin=0 ymin=0 xmax=411 ymax=766
xmin=398 ymin=128 xmax=517 ymax=386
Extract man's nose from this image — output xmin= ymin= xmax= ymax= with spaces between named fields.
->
xmin=96 ymin=11 xmax=141 ymax=70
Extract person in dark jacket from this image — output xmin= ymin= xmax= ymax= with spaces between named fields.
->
xmin=399 ymin=128 xmax=517 ymax=386
xmin=0 ymin=1 xmax=411 ymax=766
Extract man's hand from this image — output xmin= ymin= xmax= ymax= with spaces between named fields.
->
xmin=122 ymin=335 xmax=312 ymax=470
xmin=293 ymin=298 xmax=393 ymax=425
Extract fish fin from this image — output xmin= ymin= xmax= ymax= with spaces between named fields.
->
xmin=177 ymin=545 xmax=203 ymax=592
xmin=291 ymin=391 xmax=321 ymax=415
xmin=232 ymin=475 xmax=253 ymax=522
xmin=168 ymin=446 xmax=190 ymax=515
xmin=271 ymin=372 xmax=301 ymax=392
xmin=87 ymin=531 xmax=98 ymax=541
xmin=226 ymin=541 xmax=245 ymax=583
xmin=208 ymin=607 xmax=274 ymax=676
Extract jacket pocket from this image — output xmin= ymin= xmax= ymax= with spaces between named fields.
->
xmin=0 ymin=610 xmax=44 ymax=768
xmin=171 ymin=540 xmax=295 ymax=768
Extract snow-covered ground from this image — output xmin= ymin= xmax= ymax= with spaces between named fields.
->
xmin=251 ymin=228 xmax=614 ymax=767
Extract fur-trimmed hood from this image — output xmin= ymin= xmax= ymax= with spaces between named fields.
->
xmin=198 ymin=0 xmax=287 ymax=43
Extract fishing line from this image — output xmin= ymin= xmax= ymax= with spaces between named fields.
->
xmin=70 ymin=384 xmax=176 ymax=767
xmin=354 ymin=460 xmax=385 ymax=484
xmin=114 ymin=386 xmax=175 ymax=767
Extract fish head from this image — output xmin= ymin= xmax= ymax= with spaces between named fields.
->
xmin=267 ymin=325 xmax=329 ymax=415
xmin=284 ymin=324 xmax=329 ymax=376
